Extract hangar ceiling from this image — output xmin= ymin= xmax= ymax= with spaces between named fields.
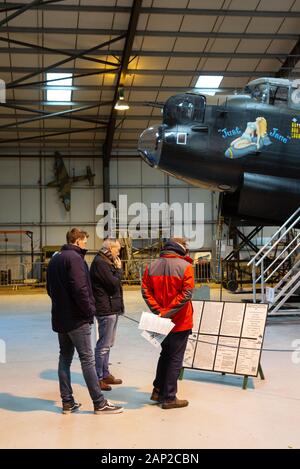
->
xmin=1 ymin=0 xmax=300 ymax=158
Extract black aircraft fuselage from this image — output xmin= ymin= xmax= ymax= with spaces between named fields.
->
xmin=138 ymin=77 xmax=300 ymax=225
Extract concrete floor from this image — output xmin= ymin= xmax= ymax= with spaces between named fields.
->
xmin=0 ymin=287 xmax=300 ymax=449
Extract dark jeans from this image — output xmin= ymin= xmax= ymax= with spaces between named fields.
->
xmin=95 ymin=314 xmax=118 ymax=380
xmin=58 ymin=322 xmax=105 ymax=407
xmin=153 ymin=329 xmax=190 ymax=401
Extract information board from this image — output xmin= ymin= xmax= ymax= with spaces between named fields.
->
xmin=183 ymin=301 xmax=268 ymax=377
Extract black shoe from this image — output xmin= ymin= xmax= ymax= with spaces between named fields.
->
xmin=94 ymin=400 xmax=124 ymax=415
xmin=62 ymin=402 xmax=81 ymax=414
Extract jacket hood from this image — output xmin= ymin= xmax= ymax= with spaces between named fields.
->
xmin=61 ymin=243 xmax=87 ymax=257
xmin=161 ymin=240 xmax=186 ymax=256
xmin=160 ymin=251 xmax=193 ymax=264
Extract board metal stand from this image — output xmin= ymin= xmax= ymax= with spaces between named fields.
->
xmin=179 ymin=362 xmax=265 ymax=390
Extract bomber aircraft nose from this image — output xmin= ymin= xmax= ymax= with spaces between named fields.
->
xmin=138 ymin=124 xmax=163 ymax=167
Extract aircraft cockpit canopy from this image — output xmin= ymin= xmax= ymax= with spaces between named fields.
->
xmin=243 ymin=77 xmax=300 ymax=109
xmin=163 ymin=94 xmax=206 ymax=127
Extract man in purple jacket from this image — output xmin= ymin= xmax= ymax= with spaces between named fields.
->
xmin=47 ymin=227 xmax=123 ymax=415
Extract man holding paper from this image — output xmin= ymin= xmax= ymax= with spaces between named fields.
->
xmin=142 ymin=238 xmax=194 ymax=409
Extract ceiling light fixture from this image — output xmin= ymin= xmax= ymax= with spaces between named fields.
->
xmin=114 ymin=86 xmax=130 ymax=110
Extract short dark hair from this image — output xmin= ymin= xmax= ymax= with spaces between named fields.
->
xmin=66 ymin=228 xmax=89 ymax=244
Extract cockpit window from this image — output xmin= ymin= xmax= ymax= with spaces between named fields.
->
xmin=269 ymin=86 xmax=288 ymax=106
xmin=245 ymin=82 xmax=289 ymax=106
xmin=163 ymin=94 xmax=205 ymax=126
xmin=248 ymin=83 xmax=269 ymax=103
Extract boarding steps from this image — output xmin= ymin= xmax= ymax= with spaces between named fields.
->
xmin=248 ymin=207 xmax=300 ymax=315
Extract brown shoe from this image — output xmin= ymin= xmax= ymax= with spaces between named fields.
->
xmin=162 ymin=398 xmax=189 ymax=409
xmin=99 ymin=380 xmax=112 ymax=391
xmin=102 ymin=374 xmax=122 ymax=385
xmin=150 ymin=388 xmax=163 ymax=403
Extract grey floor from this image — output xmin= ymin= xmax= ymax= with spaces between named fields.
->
xmin=0 ymin=288 xmax=300 ymax=449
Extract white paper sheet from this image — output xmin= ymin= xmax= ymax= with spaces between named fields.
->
xmin=141 ymin=330 xmax=165 ymax=348
xmin=138 ymin=311 xmax=174 ymax=335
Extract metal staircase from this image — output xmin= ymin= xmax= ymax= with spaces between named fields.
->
xmin=248 ymin=207 xmax=300 ymax=315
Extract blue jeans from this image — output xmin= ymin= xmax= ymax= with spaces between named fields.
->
xmin=95 ymin=315 xmax=118 ymax=380
xmin=58 ymin=322 xmax=105 ymax=407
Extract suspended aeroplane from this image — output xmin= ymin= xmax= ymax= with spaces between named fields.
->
xmin=47 ymin=151 xmax=95 ymax=211
xmin=138 ymin=77 xmax=300 ymax=225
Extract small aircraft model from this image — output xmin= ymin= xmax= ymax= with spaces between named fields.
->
xmin=47 ymin=151 xmax=95 ymax=211
xmin=138 ymin=77 xmax=300 ymax=225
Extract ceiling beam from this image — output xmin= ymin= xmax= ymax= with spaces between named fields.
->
xmin=103 ymin=0 xmax=142 ymax=203
xmin=6 ymin=69 xmax=120 ymax=90
xmin=0 ymin=36 xmax=119 ymax=66
xmin=0 ymin=124 xmax=107 ymax=144
xmin=0 ymin=103 xmax=108 ymax=129
xmin=1 ymin=3 xmax=300 ymax=17
xmin=1 ymin=27 xmax=298 ymax=41
xmin=0 ymin=46 xmax=293 ymax=61
xmin=7 ymin=35 xmax=124 ymax=88
xmin=0 ymin=152 xmax=140 ymax=158
xmin=0 ymin=0 xmax=65 ymax=13
xmin=0 ymin=127 xmax=139 ymax=133
xmin=0 ymin=0 xmax=43 ymax=27
xmin=1 ymin=68 xmax=278 ymax=77
xmin=0 ymin=85 xmax=239 ymax=93
xmin=276 ymin=38 xmax=300 ymax=78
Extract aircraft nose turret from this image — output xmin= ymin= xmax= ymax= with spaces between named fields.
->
xmin=138 ymin=124 xmax=163 ymax=167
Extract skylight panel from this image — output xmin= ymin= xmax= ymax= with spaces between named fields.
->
xmin=195 ymin=75 xmax=223 ymax=95
xmin=46 ymin=73 xmax=73 ymax=102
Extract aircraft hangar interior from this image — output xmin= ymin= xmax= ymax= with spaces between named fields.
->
xmin=0 ymin=0 xmax=300 ymax=452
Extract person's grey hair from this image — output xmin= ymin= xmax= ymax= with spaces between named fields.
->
xmin=102 ymin=238 xmax=120 ymax=249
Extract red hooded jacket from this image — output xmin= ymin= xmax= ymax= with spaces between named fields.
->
xmin=142 ymin=250 xmax=194 ymax=333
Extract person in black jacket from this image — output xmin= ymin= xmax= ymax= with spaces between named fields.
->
xmin=47 ymin=228 xmax=123 ymax=415
xmin=90 ymin=238 xmax=124 ymax=391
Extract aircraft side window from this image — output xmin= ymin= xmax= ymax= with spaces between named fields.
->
xmin=176 ymin=100 xmax=194 ymax=124
xmin=163 ymin=94 xmax=205 ymax=126
xmin=273 ymin=86 xmax=288 ymax=106
xmin=251 ymin=84 xmax=268 ymax=103
xmin=193 ymin=96 xmax=205 ymax=123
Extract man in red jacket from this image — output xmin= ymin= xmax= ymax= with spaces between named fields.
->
xmin=142 ymin=237 xmax=194 ymax=409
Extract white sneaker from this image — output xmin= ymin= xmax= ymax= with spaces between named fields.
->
xmin=94 ymin=400 xmax=124 ymax=414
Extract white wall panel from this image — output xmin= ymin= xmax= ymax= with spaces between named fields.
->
xmin=0 ymin=159 xmax=20 ymax=184
xmin=70 ymin=189 xmax=95 ymax=223
xmin=142 ymin=161 xmax=165 ymax=185
xmin=189 ymin=188 xmax=213 ymax=219
xmin=44 ymin=188 xmax=70 ymax=223
xmin=21 ymin=189 xmax=40 ymax=223
xmin=142 ymin=188 xmax=166 ymax=207
xmin=45 ymin=227 xmax=69 ymax=246
xmin=117 ymin=160 xmax=141 ymax=186
xmin=93 ymin=159 xmax=102 ymax=186
xmin=203 ymin=226 xmax=214 ymax=249
xmin=0 ymin=189 xmax=20 ymax=222
xmin=21 ymin=158 xmax=40 ymax=185
xmin=120 ymin=188 xmax=142 ymax=207
xmin=110 ymin=160 xmax=118 ymax=185
xmin=169 ymin=188 xmax=189 ymax=204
